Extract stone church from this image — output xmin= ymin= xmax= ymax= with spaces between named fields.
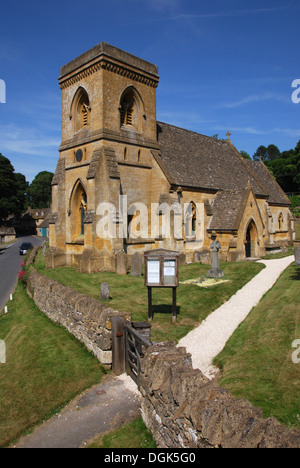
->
xmin=47 ymin=42 xmax=294 ymax=272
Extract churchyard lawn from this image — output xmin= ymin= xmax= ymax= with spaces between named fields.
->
xmin=35 ymin=249 xmax=300 ymax=430
xmin=214 ymin=261 xmax=300 ymax=429
xmin=0 ymin=282 xmax=106 ymax=447
xmin=34 ymin=249 xmax=265 ymax=344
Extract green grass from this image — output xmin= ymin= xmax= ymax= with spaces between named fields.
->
xmin=214 ymin=263 xmax=300 ymax=429
xmin=35 ymin=250 xmax=265 ymax=343
xmin=262 ymin=247 xmax=295 ymax=260
xmin=87 ymin=417 xmax=156 ymax=448
xmin=0 ymin=282 xmax=106 ymax=447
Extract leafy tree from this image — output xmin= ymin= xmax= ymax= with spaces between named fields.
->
xmin=0 ymin=154 xmax=28 ymax=222
xmin=240 ymin=150 xmax=251 ymax=160
xmin=253 ymin=144 xmax=281 ymax=162
xmin=26 ymin=171 xmax=54 ymax=209
xmin=265 ymin=141 xmax=300 ymax=193
xmin=14 ymin=172 xmax=29 ymax=215
xmin=253 ymin=145 xmax=268 ymax=161
xmin=266 ymin=144 xmax=281 ymax=161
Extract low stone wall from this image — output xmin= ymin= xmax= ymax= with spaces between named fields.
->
xmin=140 ymin=342 xmax=300 ymax=449
xmin=27 ymin=268 xmax=130 ymax=366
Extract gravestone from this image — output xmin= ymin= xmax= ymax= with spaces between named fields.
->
xmin=101 ymin=282 xmax=110 ymax=301
xmin=131 ymin=252 xmax=142 ymax=277
xmin=179 ymin=252 xmax=186 ymax=266
xmin=295 ymin=247 xmax=300 ymax=266
xmin=207 ymin=234 xmax=224 ymax=279
xmin=116 ymin=250 xmax=128 ymax=275
xmin=193 ymin=251 xmax=200 ymax=263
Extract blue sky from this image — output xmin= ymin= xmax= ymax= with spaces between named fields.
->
xmin=0 ymin=0 xmax=299 ymax=182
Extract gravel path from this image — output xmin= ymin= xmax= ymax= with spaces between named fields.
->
xmin=178 ymin=256 xmax=295 ymax=380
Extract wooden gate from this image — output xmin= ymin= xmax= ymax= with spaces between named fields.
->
xmin=125 ymin=324 xmax=152 ymax=386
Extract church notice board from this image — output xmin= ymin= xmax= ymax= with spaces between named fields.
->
xmin=144 ymin=249 xmax=180 ymax=288
xmin=144 ymin=249 xmax=180 ymax=322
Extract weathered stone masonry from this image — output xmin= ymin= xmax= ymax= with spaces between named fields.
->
xmin=140 ymin=342 xmax=300 ymax=449
xmin=27 ymin=268 xmax=130 ymax=366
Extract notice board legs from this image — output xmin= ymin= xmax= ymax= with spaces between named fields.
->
xmin=172 ymin=287 xmax=177 ymax=322
xmin=147 ymin=286 xmax=177 ymax=322
xmin=148 ymin=287 xmax=153 ymax=321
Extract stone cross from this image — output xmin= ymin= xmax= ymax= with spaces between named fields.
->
xmin=207 ymin=234 xmax=224 ymax=279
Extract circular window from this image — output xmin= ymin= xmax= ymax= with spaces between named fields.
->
xmin=75 ymin=149 xmax=83 ymax=162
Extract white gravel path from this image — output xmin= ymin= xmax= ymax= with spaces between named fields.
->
xmin=178 ymin=256 xmax=295 ymax=380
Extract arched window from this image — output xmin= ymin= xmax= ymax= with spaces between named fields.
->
xmin=69 ymin=180 xmax=87 ymax=241
xmin=119 ymin=87 xmax=143 ymax=131
xmin=278 ymin=213 xmax=283 ymax=231
xmin=185 ymin=202 xmax=197 ymax=239
xmin=71 ymin=87 xmax=90 ymax=132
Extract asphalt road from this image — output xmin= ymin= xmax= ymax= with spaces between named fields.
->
xmin=0 ymin=236 xmax=44 ymax=312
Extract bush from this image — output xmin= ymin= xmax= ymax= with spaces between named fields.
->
xmin=17 ymin=262 xmax=28 ymax=286
xmin=290 ymin=195 xmax=300 ymax=217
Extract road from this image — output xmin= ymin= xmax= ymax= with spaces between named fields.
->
xmin=0 ymin=236 xmax=44 ymax=312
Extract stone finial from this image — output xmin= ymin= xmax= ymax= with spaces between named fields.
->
xmin=226 ymin=131 xmax=232 ymax=141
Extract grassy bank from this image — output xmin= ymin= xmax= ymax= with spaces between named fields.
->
xmin=87 ymin=417 xmax=156 ymax=449
xmin=35 ymin=251 xmax=265 ymax=343
xmin=214 ymin=262 xmax=300 ymax=429
xmin=0 ymin=283 xmax=106 ymax=447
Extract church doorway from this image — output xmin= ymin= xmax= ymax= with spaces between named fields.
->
xmin=245 ymin=220 xmax=258 ymax=258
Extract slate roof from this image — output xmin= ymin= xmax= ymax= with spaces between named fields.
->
xmin=28 ymin=208 xmax=51 ymax=220
xmin=38 ymin=210 xmax=52 ymax=229
xmin=208 ymin=189 xmax=248 ymax=232
xmin=155 ymin=122 xmax=289 ymax=207
xmin=0 ymin=225 xmax=16 ymax=236
xmin=245 ymin=160 xmax=290 ymax=206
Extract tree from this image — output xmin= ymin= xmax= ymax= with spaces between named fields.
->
xmin=265 ymin=140 xmax=300 ymax=193
xmin=266 ymin=144 xmax=281 ymax=161
xmin=0 ymin=154 xmax=28 ymax=222
xmin=240 ymin=150 xmax=251 ymax=160
xmin=253 ymin=144 xmax=281 ymax=162
xmin=253 ymin=145 xmax=268 ymax=162
xmin=26 ymin=171 xmax=54 ymax=209
xmin=14 ymin=172 xmax=29 ymax=215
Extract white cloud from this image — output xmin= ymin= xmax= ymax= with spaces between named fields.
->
xmin=219 ymin=93 xmax=289 ymax=109
xmin=0 ymin=124 xmax=59 ymax=157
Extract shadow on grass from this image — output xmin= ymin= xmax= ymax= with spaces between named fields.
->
xmin=290 ymin=266 xmax=300 ymax=281
xmin=150 ymin=304 xmax=181 ymax=321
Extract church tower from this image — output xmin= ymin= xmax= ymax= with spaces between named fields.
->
xmin=48 ymin=43 xmax=160 ymax=272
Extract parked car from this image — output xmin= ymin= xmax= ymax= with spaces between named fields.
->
xmin=19 ymin=242 xmax=33 ymax=255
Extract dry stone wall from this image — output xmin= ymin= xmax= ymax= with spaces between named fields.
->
xmin=140 ymin=342 xmax=300 ymax=449
xmin=27 ymin=268 xmax=130 ymax=366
